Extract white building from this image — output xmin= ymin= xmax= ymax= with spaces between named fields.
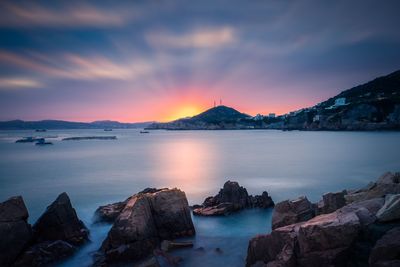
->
xmin=334 ymin=98 xmax=346 ymax=106
xmin=253 ymin=114 xmax=264 ymax=120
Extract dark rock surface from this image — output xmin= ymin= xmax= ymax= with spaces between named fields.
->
xmin=246 ymin=172 xmax=400 ymax=267
xmin=99 ymin=188 xmax=195 ymax=264
xmin=0 ymin=196 xmax=32 ymax=267
xmin=193 ymin=181 xmax=274 ymax=216
xmin=369 ymin=227 xmax=400 ymax=267
xmin=13 ymin=240 xmax=76 ymax=267
xmin=33 ymin=192 xmax=89 ymax=245
xmin=271 ymin=196 xmax=314 ymax=230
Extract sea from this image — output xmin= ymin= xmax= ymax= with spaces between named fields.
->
xmin=1 ymin=129 xmax=400 ymax=267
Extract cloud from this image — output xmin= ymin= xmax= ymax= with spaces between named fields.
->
xmin=0 ymin=51 xmax=153 ymax=81
xmin=0 ymin=2 xmax=132 ymax=28
xmin=146 ymin=27 xmax=236 ymax=49
xmin=0 ymin=77 xmax=42 ymax=89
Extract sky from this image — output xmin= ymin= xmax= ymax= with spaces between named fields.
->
xmin=0 ymin=0 xmax=400 ymax=122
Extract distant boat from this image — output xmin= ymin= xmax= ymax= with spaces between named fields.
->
xmin=104 ymin=128 xmax=113 ymax=131
xmin=35 ymin=129 xmax=47 ymax=132
xmin=35 ymin=139 xmax=53 ymax=146
xmin=140 ymin=131 xmax=150 ymax=134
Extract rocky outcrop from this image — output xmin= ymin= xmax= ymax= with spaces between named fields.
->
xmin=0 ymin=193 xmax=88 ymax=267
xmin=246 ymin=172 xmax=400 ymax=267
xmin=99 ymin=188 xmax=195 ymax=264
xmin=345 ymin=172 xmax=400 ymax=203
xmin=369 ymin=227 xmax=400 ymax=267
xmin=0 ymin=196 xmax=32 ymax=266
xmin=193 ymin=181 xmax=274 ymax=216
xmin=33 ymin=192 xmax=89 ymax=245
xmin=272 ymin=196 xmax=314 ymax=230
xmin=94 ymin=188 xmax=165 ymax=223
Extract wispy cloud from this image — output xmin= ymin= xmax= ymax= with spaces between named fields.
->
xmin=146 ymin=27 xmax=236 ymax=49
xmin=0 ymin=51 xmax=153 ymax=81
xmin=0 ymin=77 xmax=42 ymax=89
xmin=0 ymin=2 xmax=132 ymax=28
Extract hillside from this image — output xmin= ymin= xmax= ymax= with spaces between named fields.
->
xmin=148 ymin=70 xmax=400 ymax=131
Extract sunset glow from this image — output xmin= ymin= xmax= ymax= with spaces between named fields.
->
xmin=0 ymin=1 xmax=400 ymax=122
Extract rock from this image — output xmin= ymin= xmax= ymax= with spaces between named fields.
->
xmin=376 ymin=194 xmax=400 ymax=222
xmin=94 ymin=188 xmax=166 ymax=223
xmin=160 ymin=240 xmax=193 ymax=252
xmin=33 ymin=192 xmax=89 ymax=245
xmin=0 ymin=196 xmax=32 ymax=267
xmin=247 ymin=209 xmax=361 ymax=267
xmin=369 ymin=227 xmax=400 ymax=267
xmin=134 ymin=256 xmax=161 ymax=267
xmin=13 ymin=240 xmax=76 ymax=267
xmin=100 ymin=188 xmax=195 ymax=264
xmin=215 ymin=247 xmax=223 ymax=254
xmin=345 ymin=172 xmax=400 ymax=203
xmin=272 ymin=196 xmax=314 ymax=230
xmin=193 ymin=181 xmax=274 ymax=216
xmin=94 ymin=199 xmax=129 ymax=223
xmin=318 ymin=190 xmax=347 ymax=214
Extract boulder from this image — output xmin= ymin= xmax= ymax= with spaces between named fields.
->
xmin=247 ymin=209 xmax=361 ymax=267
xmin=376 ymin=194 xmax=400 ymax=222
xmin=369 ymin=227 xmax=400 ymax=267
xmin=94 ymin=188 xmax=166 ymax=223
xmin=160 ymin=240 xmax=193 ymax=252
xmin=0 ymin=196 xmax=32 ymax=267
xmin=193 ymin=181 xmax=274 ymax=216
xmin=100 ymin=188 xmax=195 ymax=264
xmin=33 ymin=192 xmax=89 ymax=245
xmin=345 ymin=172 xmax=400 ymax=203
xmin=13 ymin=240 xmax=76 ymax=267
xmin=272 ymin=196 xmax=314 ymax=230
xmin=317 ymin=190 xmax=347 ymax=214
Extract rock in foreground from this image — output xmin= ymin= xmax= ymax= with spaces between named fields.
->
xmin=99 ymin=188 xmax=195 ymax=264
xmin=246 ymin=172 xmax=400 ymax=267
xmin=0 ymin=196 xmax=32 ymax=266
xmin=193 ymin=180 xmax=274 ymax=216
xmin=33 ymin=192 xmax=89 ymax=245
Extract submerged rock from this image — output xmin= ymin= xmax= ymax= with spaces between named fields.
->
xmin=0 ymin=196 xmax=32 ymax=266
xmin=272 ymin=196 xmax=314 ymax=230
xmin=160 ymin=240 xmax=193 ymax=252
xmin=193 ymin=180 xmax=274 ymax=216
xmin=99 ymin=188 xmax=195 ymax=264
xmin=33 ymin=192 xmax=89 ymax=245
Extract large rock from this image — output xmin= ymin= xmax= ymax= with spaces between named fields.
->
xmin=376 ymin=194 xmax=400 ymax=222
xmin=33 ymin=192 xmax=89 ymax=245
xmin=100 ymin=188 xmax=195 ymax=264
xmin=0 ymin=196 xmax=32 ymax=267
xmin=272 ymin=196 xmax=314 ymax=230
xmin=345 ymin=172 xmax=400 ymax=203
xmin=193 ymin=181 xmax=274 ymax=216
xmin=247 ymin=209 xmax=361 ymax=267
xmin=369 ymin=227 xmax=400 ymax=267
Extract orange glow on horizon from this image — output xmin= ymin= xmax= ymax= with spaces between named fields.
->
xmin=162 ymin=104 xmax=205 ymax=122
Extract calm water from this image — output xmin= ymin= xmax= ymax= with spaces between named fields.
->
xmin=1 ymin=129 xmax=400 ymax=266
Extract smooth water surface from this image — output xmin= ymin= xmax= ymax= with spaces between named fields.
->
xmin=1 ymin=129 xmax=400 ymax=266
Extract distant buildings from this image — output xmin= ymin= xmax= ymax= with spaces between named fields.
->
xmin=326 ymin=97 xmax=347 ymax=109
xmin=253 ymin=113 xmax=276 ymax=120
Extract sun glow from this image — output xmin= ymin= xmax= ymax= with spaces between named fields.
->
xmin=163 ymin=105 xmax=204 ymax=121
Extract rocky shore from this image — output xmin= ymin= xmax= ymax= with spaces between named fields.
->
xmin=192 ymin=181 xmax=274 ymax=216
xmin=246 ymin=172 xmax=400 ymax=267
xmin=0 ymin=192 xmax=89 ymax=267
